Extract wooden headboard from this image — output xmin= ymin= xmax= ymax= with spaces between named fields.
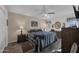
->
xmin=28 ymin=29 xmax=42 ymax=33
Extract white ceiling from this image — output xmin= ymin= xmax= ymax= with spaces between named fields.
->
xmin=6 ymin=5 xmax=75 ymax=19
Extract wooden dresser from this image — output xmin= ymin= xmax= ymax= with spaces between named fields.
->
xmin=61 ymin=28 xmax=79 ymax=53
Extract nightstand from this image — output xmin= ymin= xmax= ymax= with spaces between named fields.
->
xmin=17 ymin=34 xmax=27 ymax=43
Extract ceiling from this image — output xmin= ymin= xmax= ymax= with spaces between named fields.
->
xmin=6 ymin=5 xmax=75 ymax=19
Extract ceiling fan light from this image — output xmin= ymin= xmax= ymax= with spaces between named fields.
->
xmin=44 ymin=14 xmax=48 ymax=17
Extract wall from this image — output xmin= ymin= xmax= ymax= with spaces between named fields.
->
xmin=51 ymin=13 xmax=75 ymax=31
xmin=8 ymin=12 xmax=42 ymax=43
xmin=0 ymin=6 xmax=8 ymax=52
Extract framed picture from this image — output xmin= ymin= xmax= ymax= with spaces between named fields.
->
xmin=31 ymin=21 xmax=38 ymax=27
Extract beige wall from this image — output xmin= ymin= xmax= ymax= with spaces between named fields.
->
xmin=8 ymin=12 xmax=42 ymax=43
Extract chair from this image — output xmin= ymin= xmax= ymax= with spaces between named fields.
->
xmin=70 ymin=42 xmax=78 ymax=53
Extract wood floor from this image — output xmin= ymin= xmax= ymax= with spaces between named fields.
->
xmin=3 ymin=39 xmax=61 ymax=53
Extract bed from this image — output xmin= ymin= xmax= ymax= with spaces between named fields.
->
xmin=28 ymin=31 xmax=57 ymax=52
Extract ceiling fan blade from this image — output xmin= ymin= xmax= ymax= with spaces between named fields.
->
xmin=47 ymin=12 xmax=55 ymax=14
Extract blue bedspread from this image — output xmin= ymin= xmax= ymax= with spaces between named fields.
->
xmin=31 ymin=31 xmax=57 ymax=50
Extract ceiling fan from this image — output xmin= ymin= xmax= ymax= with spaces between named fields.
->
xmin=37 ymin=5 xmax=55 ymax=19
xmin=39 ymin=5 xmax=55 ymax=15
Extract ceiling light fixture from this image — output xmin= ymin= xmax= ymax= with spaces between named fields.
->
xmin=40 ymin=5 xmax=55 ymax=19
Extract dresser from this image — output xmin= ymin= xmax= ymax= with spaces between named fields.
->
xmin=61 ymin=28 xmax=79 ymax=53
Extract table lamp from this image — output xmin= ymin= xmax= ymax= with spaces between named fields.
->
xmin=20 ymin=26 xmax=24 ymax=35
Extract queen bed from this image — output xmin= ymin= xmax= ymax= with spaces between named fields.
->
xmin=28 ymin=31 xmax=57 ymax=52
